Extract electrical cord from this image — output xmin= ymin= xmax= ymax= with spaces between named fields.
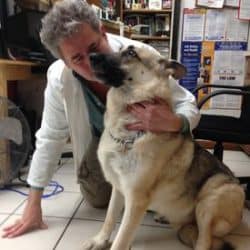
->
xmin=0 ymin=180 xmax=64 ymax=199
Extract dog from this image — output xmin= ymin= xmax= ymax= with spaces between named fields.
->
xmin=81 ymin=45 xmax=245 ymax=250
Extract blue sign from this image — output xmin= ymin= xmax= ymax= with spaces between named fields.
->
xmin=215 ymin=41 xmax=248 ymax=51
xmin=180 ymin=41 xmax=202 ymax=92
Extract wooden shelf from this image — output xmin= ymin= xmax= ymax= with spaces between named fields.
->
xmin=0 ymin=59 xmax=39 ymax=66
xmin=101 ymin=19 xmax=131 ymax=38
xmin=131 ymin=35 xmax=170 ymax=41
xmin=123 ymin=9 xmax=172 ymax=14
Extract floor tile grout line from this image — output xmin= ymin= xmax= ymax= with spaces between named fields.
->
xmin=2 ymin=211 xmax=167 ymax=228
xmin=71 ymin=216 xmax=172 ymax=229
xmin=7 ymin=198 xmax=27 ymax=214
xmin=52 ymin=190 xmax=81 ymax=194
xmin=224 ymin=161 xmax=250 ymax=165
xmin=225 ymin=160 xmax=250 ymax=163
xmin=1 ymin=188 xmax=81 ymax=195
xmin=52 ymin=197 xmax=84 ymax=250
xmin=0 ymin=214 xmax=14 ymax=227
xmin=54 ymin=173 xmax=77 ymax=175
xmin=0 ymin=198 xmax=27 ymax=227
xmin=53 ymin=173 xmax=77 ymax=176
xmin=12 ymin=214 xmax=83 ymax=220
xmin=56 ymin=158 xmax=73 ymax=170
xmin=2 ymin=209 xmax=248 ymax=235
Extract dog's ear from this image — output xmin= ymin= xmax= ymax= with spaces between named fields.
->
xmin=158 ymin=59 xmax=187 ymax=79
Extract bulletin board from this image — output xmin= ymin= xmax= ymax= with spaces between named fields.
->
xmin=180 ymin=6 xmax=249 ymax=109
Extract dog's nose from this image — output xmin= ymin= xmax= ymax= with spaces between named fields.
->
xmin=89 ymin=53 xmax=106 ymax=66
xmin=89 ymin=53 xmax=99 ymax=64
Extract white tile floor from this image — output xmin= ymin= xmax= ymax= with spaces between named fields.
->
xmin=0 ymin=151 xmax=250 ymax=250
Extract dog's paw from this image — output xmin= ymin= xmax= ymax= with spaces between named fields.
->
xmin=81 ymin=238 xmax=111 ymax=250
xmin=153 ymin=213 xmax=169 ymax=224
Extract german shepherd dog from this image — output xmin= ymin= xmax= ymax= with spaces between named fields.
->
xmin=81 ymin=45 xmax=245 ymax=250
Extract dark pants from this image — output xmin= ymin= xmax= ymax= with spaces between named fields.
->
xmin=77 ymin=136 xmax=112 ymax=208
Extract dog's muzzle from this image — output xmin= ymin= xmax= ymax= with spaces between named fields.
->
xmin=89 ymin=53 xmax=126 ymax=87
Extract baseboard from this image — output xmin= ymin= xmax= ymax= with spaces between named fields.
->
xmin=240 ymin=145 xmax=250 ymax=156
xmin=196 ymin=140 xmax=241 ymax=151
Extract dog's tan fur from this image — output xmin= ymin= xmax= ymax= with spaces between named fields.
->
xmin=82 ymin=46 xmax=245 ymax=250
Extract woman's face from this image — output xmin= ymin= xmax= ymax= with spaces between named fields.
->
xmin=59 ymin=23 xmax=112 ymax=81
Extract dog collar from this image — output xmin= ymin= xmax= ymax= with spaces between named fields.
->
xmin=109 ymin=130 xmax=145 ymax=150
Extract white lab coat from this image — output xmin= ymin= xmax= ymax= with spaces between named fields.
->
xmin=27 ymin=34 xmax=200 ymax=188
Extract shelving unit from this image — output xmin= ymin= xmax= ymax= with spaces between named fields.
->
xmin=117 ymin=0 xmax=180 ymax=59
xmin=130 ymin=35 xmax=170 ymax=40
xmin=101 ymin=19 xmax=131 ymax=38
xmin=87 ymin=0 xmax=180 ymax=59
xmin=123 ymin=9 xmax=172 ymax=14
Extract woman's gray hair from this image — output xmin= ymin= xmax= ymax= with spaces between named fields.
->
xmin=40 ymin=0 xmax=100 ymax=58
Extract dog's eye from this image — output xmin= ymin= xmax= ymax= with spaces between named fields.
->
xmin=121 ymin=47 xmax=139 ymax=60
xmin=127 ymin=49 xmax=137 ymax=57
xmin=122 ymin=48 xmax=137 ymax=58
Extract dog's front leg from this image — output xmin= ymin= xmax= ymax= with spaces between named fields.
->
xmin=81 ymin=188 xmax=124 ymax=250
xmin=111 ymin=193 xmax=150 ymax=250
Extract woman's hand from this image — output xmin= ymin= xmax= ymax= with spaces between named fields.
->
xmin=126 ymin=96 xmax=182 ymax=134
xmin=2 ymin=189 xmax=47 ymax=238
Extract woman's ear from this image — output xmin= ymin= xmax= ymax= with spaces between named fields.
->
xmin=100 ymin=24 xmax=107 ymax=39
xmin=158 ymin=59 xmax=187 ymax=79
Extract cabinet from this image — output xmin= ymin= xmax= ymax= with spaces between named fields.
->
xmin=117 ymin=0 xmax=180 ymax=59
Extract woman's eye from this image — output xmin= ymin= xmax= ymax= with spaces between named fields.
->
xmin=89 ymin=41 xmax=100 ymax=53
xmin=90 ymin=46 xmax=98 ymax=53
xmin=74 ymin=56 xmax=84 ymax=65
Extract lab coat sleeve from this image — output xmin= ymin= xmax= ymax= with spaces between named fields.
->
xmin=27 ymin=61 xmax=70 ymax=188
xmin=169 ymin=77 xmax=201 ymax=132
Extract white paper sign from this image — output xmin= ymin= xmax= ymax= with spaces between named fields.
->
xmin=239 ymin=0 xmax=250 ymax=20
xmin=211 ymin=42 xmax=247 ymax=109
xmin=197 ymin=0 xmax=224 ymax=8
xmin=205 ymin=10 xmax=227 ymax=41
xmin=225 ymin=9 xmax=249 ymax=41
xmin=183 ymin=9 xmax=205 ymax=41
